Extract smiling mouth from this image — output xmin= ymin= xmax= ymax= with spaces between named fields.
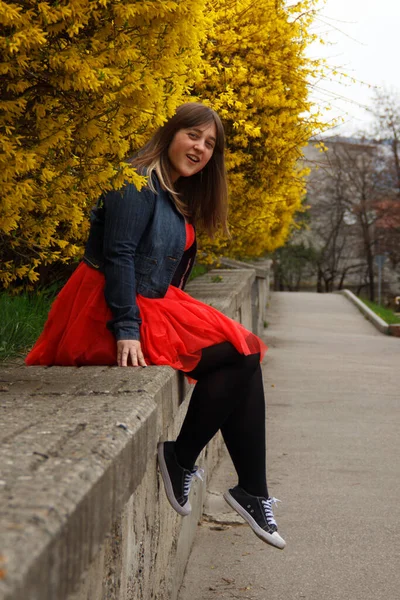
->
xmin=187 ymin=154 xmax=200 ymax=163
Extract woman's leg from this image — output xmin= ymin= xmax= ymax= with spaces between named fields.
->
xmin=220 ymin=363 xmax=268 ymax=497
xmin=158 ymin=342 xmax=285 ymax=548
xmin=174 ymin=342 xmax=268 ymax=497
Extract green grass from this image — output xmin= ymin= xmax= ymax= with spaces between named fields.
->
xmin=0 ymin=289 xmax=57 ymax=361
xmin=188 ymin=263 xmax=208 ymax=281
xmin=361 ymin=298 xmax=400 ymax=325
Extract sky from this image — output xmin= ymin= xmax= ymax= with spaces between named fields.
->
xmin=307 ymin=0 xmax=400 ymax=136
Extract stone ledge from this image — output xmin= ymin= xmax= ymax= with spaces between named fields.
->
xmin=0 ymin=268 xmax=257 ymax=600
xmin=216 ymin=259 xmax=271 ymax=335
xmin=341 ymin=289 xmax=389 ymax=334
xmin=218 ymin=256 xmax=271 ymax=279
xmin=0 ymin=367 xmax=174 ymax=600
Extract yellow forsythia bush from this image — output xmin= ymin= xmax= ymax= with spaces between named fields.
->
xmin=0 ymin=0 xmax=208 ymax=288
xmin=1 ymin=0 xmax=326 ymax=288
xmin=196 ymin=0 xmax=326 ymax=261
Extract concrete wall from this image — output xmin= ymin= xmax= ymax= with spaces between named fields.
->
xmin=341 ymin=289 xmax=400 ymax=337
xmin=217 ymin=258 xmax=271 ymax=334
xmin=0 ymin=267 xmax=266 ymax=600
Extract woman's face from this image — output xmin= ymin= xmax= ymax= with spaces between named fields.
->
xmin=167 ymin=122 xmax=217 ymax=182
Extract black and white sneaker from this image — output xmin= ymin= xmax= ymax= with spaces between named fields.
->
xmin=224 ymin=486 xmax=286 ymax=549
xmin=157 ymin=441 xmax=204 ymax=517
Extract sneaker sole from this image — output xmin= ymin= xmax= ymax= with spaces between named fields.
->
xmin=223 ymin=491 xmax=286 ymax=550
xmin=157 ymin=442 xmax=191 ymax=517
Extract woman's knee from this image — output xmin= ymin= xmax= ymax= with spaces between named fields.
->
xmin=186 ymin=344 xmax=260 ymax=380
xmin=242 ymin=352 xmax=261 ymax=375
xmin=187 ymin=342 xmax=243 ymax=378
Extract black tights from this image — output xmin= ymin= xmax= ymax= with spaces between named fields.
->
xmin=174 ymin=342 xmax=269 ymax=497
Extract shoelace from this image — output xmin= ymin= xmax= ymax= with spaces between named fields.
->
xmin=261 ymin=497 xmax=281 ymax=527
xmin=183 ymin=467 xmax=204 ymax=497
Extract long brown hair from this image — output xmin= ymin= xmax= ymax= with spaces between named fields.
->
xmin=131 ymin=103 xmax=229 ymax=236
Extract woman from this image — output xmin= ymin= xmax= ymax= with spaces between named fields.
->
xmin=26 ymin=103 xmax=286 ymax=550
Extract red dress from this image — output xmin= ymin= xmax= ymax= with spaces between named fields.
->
xmin=26 ymin=224 xmax=267 ymax=372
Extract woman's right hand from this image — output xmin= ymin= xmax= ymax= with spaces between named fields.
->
xmin=117 ymin=339 xmax=147 ymax=367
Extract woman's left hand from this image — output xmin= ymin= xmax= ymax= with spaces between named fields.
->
xmin=117 ymin=339 xmax=147 ymax=367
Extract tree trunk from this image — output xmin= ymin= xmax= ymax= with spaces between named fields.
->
xmin=366 ymin=251 xmax=375 ymax=301
xmin=272 ymin=258 xmax=281 ymax=291
xmin=317 ymin=268 xmax=323 ymax=293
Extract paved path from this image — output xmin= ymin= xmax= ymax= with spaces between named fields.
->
xmin=178 ymin=292 xmax=400 ymax=600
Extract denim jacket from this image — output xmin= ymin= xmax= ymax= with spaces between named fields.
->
xmin=83 ymin=175 xmax=197 ymax=341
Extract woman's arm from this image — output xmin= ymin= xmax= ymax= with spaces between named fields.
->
xmin=102 ymin=183 xmax=155 ymax=344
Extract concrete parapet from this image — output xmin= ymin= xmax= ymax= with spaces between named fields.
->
xmin=0 ymin=269 xmax=258 ymax=600
xmin=217 ymin=257 xmax=272 ymax=335
xmin=341 ymin=289 xmax=389 ymax=334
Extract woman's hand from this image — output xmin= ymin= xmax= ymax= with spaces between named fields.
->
xmin=117 ymin=339 xmax=147 ymax=367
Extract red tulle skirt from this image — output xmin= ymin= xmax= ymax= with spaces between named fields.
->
xmin=25 ymin=262 xmax=267 ymax=372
